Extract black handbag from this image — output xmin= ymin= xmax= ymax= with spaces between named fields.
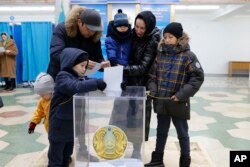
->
xmin=153 ymin=98 xmax=190 ymax=119
xmin=0 ymin=96 xmax=3 ymax=108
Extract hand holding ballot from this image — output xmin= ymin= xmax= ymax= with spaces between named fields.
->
xmin=101 ymin=61 xmax=111 ymax=68
xmin=84 ymin=60 xmax=111 ymax=76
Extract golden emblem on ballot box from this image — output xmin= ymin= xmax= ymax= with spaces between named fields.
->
xmin=93 ymin=125 xmax=127 ymax=160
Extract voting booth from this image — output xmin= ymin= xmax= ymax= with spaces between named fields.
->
xmin=73 ymin=86 xmax=146 ymax=167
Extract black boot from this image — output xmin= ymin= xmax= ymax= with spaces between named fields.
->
xmin=179 ymin=156 xmax=191 ymax=167
xmin=145 ymin=151 xmax=165 ymax=167
xmin=3 ymin=78 xmax=9 ymax=90
xmin=8 ymin=78 xmax=16 ymax=91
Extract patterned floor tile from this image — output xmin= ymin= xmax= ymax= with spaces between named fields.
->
xmin=204 ymin=102 xmax=250 ymax=118
xmin=227 ymin=121 xmax=250 ymax=140
xmin=0 ymin=76 xmax=250 ymax=167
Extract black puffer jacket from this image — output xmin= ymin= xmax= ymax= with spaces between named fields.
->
xmin=124 ymin=11 xmax=161 ymax=87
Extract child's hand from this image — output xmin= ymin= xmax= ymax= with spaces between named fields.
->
xmin=28 ymin=122 xmax=37 ymax=134
xmin=101 ymin=61 xmax=110 ymax=68
xmin=121 ymin=82 xmax=126 ymax=91
xmin=96 ymin=79 xmax=107 ymax=91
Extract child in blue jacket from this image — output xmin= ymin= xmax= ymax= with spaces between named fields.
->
xmin=48 ymin=47 xmax=106 ymax=167
xmin=105 ymin=9 xmax=131 ymax=67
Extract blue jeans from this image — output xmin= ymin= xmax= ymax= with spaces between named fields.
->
xmin=155 ymin=114 xmax=190 ymax=158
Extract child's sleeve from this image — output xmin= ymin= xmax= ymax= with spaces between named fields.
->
xmin=31 ymin=98 xmax=46 ymax=124
xmin=175 ymin=52 xmax=204 ymax=100
xmin=105 ymin=37 xmax=118 ymax=66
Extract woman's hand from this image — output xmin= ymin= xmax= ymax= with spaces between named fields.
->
xmin=170 ymin=95 xmax=179 ymax=101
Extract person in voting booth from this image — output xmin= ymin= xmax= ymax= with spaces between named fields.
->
xmin=0 ymin=32 xmax=18 ymax=91
xmin=47 ymin=48 xmax=106 ymax=167
xmin=28 ymin=72 xmax=54 ymax=134
xmin=47 ymin=6 xmax=110 ymax=80
xmin=145 ymin=22 xmax=204 ymax=167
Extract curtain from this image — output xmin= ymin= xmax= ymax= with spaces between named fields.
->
xmin=13 ymin=25 xmax=23 ymax=84
xmin=21 ymin=22 xmax=52 ymax=81
xmin=0 ymin=22 xmax=11 ymax=35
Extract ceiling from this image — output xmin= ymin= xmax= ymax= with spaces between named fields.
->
xmin=0 ymin=1 xmax=250 ymax=20
xmin=175 ymin=3 xmax=250 ymax=20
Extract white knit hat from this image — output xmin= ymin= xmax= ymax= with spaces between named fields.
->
xmin=34 ymin=72 xmax=54 ymax=95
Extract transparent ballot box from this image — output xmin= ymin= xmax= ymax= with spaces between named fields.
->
xmin=73 ymin=86 xmax=146 ymax=167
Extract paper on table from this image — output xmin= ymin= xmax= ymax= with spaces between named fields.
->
xmin=0 ymin=46 xmax=5 ymax=53
xmin=104 ymin=66 xmax=123 ymax=92
xmin=84 ymin=62 xmax=101 ymax=76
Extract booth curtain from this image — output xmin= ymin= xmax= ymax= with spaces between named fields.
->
xmin=0 ymin=22 xmax=11 ymax=35
xmin=21 ymin=22 xmax=53 ymax=81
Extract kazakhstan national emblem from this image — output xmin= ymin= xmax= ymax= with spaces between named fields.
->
xmin=93 ymin=125 xmax=127 ymax=160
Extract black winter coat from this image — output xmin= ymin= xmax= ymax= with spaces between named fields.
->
xmin=49 ymin=48 xmax=99 ymax=142
xmin=124 ymin=27 xmax=161 ymax=87
xmin=47 ymin=23 xmax=104 ymax=80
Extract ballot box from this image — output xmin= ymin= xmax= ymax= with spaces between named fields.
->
xmin=73 ymin=86 xmax=146 ymax=167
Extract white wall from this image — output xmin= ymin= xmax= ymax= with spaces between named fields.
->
xmin=175 ymin=13 xmax=250 ymax=75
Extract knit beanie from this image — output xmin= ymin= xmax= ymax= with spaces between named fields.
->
xmin=114 ymin=9 xmax=129 ymax=27
xmin=34 ymin=73 xmax=54 ymax=95
xmin=163 ymin=22 xmax=183 ymax=38
xmin=73 ymin=53 xmax=89 ymax=66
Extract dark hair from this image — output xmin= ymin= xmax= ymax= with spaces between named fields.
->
xmin=1 ymin=32 xmax=7 ymax=36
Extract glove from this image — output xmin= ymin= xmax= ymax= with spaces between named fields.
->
xmin=96 ymin=79 xmax=107 ymax=91
xmin=28 ymin=122 xmax=37 ymax=134
xmin=121 ymin=82 xmax=126 ymax=91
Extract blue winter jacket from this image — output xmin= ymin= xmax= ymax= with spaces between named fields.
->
xmin=49 ymin=48 xmax=99 ymax=142
xmin=105 ymin=21 xmax=131 ymax=66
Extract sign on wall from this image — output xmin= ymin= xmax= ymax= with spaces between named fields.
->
xmin=141 ymin=4 xmax=171 ymax=32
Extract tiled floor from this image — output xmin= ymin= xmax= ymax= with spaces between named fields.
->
xmin=0 ymin=76 xmax=250 ymax=167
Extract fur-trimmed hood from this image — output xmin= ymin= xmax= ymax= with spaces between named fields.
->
xmin=64 ymin=6 xmax=102 ymax=42
xmin=158 ymin=32 xmax=190 ymax=53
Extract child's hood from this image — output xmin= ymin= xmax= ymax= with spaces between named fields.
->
xmin=60 ymin=48 xmax=88 ymax=70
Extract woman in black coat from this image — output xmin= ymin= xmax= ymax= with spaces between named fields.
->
xmin=124 ymin=10 xmax=161 ymax=147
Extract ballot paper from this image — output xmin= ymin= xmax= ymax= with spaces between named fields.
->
xmin=104 ymin=66 xmax=123 ymax=93
xmin=0 ymin=46 xmax=5 ymax=53
xmin=84 ymin=62 xmax=101 ymax=76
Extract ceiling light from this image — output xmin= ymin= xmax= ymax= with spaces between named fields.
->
xmin=0 ymin=6 xmax=55 ymax=12
xmin=175 ymin=5 xmax=220 ymax=10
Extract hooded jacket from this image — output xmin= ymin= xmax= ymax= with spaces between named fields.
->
xmin=105 ymin=20 xmax=132 ymax=66
xmin=148 ymin=32 xmax=204 ymax=119
xmin=123 ymin=11 xmax=161 ymax=87
xmin=49 ymin=48 xmax=99 ymax=142
xmin=47 ymin=6 xmax=104 ymax=80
